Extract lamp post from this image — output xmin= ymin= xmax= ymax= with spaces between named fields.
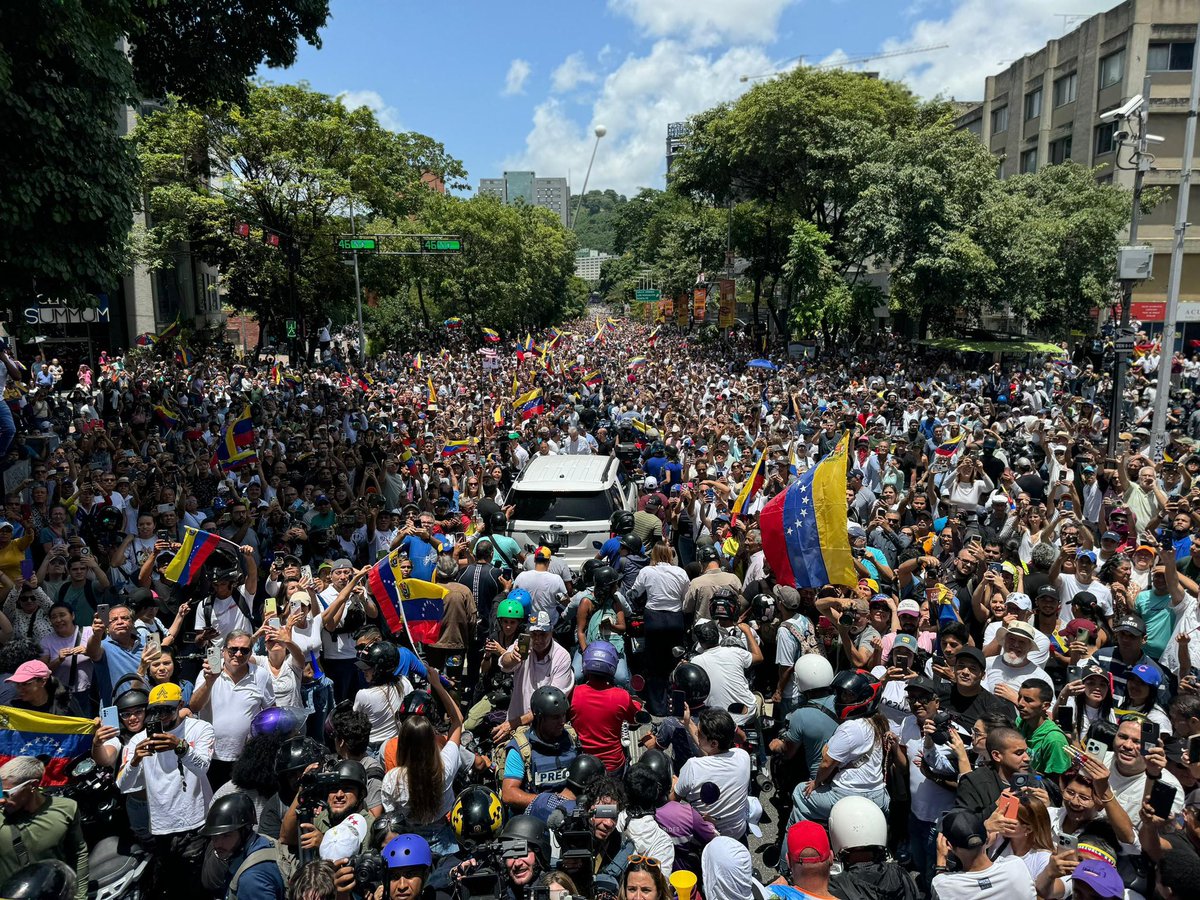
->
xmin=348 ymin=194 xmax=366 ymax=363
xmin=570 ymin=125 xmax=607 ymax=231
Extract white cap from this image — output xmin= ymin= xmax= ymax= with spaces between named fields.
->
xmin=644 ymin=476 xmax=659 ymax=489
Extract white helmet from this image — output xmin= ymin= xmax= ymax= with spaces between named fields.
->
xmin=828 ymin=796 xmax=887 ymax=853
xmin=792 ymin=655 xmax=834 ymax=694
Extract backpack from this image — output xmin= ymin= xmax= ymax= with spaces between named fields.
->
xmin=494 ymin=723 xmax=580 ymax=783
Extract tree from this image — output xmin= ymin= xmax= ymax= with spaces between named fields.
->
xmin=569 ymin=189 xmax=627 ymax=253
xmin=0 ymin=0 xmax=329 ymax=311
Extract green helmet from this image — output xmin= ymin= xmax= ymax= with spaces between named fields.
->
xmin=497 ymin=598 xmax=525 ymax=620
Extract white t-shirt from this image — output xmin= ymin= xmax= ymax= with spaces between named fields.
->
xmin=115 ymin=717 xmax=216 ymax=836
xmin=776 ymin=617 xmax=816 ymax=704
xmin=675 ymin=747 xmax=751 ymax=839
xmin=869 ymin=667 xmax=912 ymax=735
xmin=253 ymin=653 xmax=303 ymax=710
xmin=827 ymin=718 xmax=885 ymax=792
xmin=196 ymin=587 xmax=254 ymax=637
xmin=983 ymin=621 xmax=1052 ymax=667
xmin=983 ymin=656 xmax=1054 ymax=696
xmin=513 ymin=569 xmax=567 ymax=622
xmin=318 ymin=586 xmax=358 ymax=660
xmin=1056 ymin=574 xmax=1114 ymax=623
xmin=380 ymin=738 xmax=461 ymax=822
xmin=200 ymin=664 xmax=276 ymax=761
xmin=900 ymin=716 xmax=956 ymax=822
xmin=931 ymin=855 xmax=1035 ymax=900
xmin=1105 ymin=757 xmax=1185 ymax=854
xmin=693 ymin=646 xmax=755 ymax=726
xmin=353 ymin=679 xmax=414 ymax=744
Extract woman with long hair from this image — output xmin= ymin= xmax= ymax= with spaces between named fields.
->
xmin=39 ymin=601 xmax=96 ymax=712
xmin=1051 ymin=758 xmax=1134 ymax=847
xmin=1117 ymin=665 xmax=1172 ymax=735
xmin=617 ymin=856 xmax=670 ymax=900
xmin=353 ymin=638 xmax=414 ymax=748
xmin=993 ymin=796 xmax=1056 ymax=881
xmin=139 ymin=642 xmax=195 ymax=704
xmin=1054 ymin=663 xmax=1114 ymax=743
xmin=380 ymin=667 xmax=463 ymax=854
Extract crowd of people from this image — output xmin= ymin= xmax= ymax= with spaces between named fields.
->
xmin=2 ymin=311 xmax=1200 ymax=900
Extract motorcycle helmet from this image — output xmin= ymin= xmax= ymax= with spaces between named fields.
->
xmin=507 ymin=588 xmax=533 ymax=614
xmin=581 ymin=641 xmax=619 ymax=679
xmin=499 ymin=815 xmax=551 ymax=869
xmin=496 ymin=598 xmax=526 ymax=620
xmin=591 ymin=564 xmax=620 ymax=592
xmin=829 ymin=796 xmax=888 ymax=853
xmin=831 ymin=669 xmax=882 ymax=721
xmin=451 ymin=785 xmax=504 ymax=842
xmin=201 ymin=793 xmax=257 ymax=836
xmin=530 ymin=686 xmax=570 ymax=721
xmin=0 ymin=861 xmax=75 ymax=900
xmin=488 ymin=511 xmax=508 ymax=535
xmin=637 ymin=749 xmax=672 ymax=799
xmin=792 ymin=655 xmax=835 ymax=695
xmin=276 ymin=737 xmax=326 ymax=777
xmin=332 ymin=760 xmax=368 ymax=795
xmin=697 ymin=545 xmax=721 ymax=565
xmin=617 ymin=534 xmax=642 ymax=554
xmin=610 ymin=510 xmax=635 ymax=535
xmin=398 ymin=689 xmax=440 ymax=723
xmin=250 ymin=706 xmax=304 ymax=740
xmin=710 ymin=588 xmax=738 ymax=620
xmin=383 ymin=833 xmax=433 ymax=870
xmin=565 ymin=754 xmax=606 ymax=794
xmin=579 ymin=558 xmax=603 ymax=588
xmin=356 ymin=641 xmax=399 ymax=675
xmin=114 ymin=687 xmax=149 ymax=713
xmin=671 ymin=663 xmax=711 ymax=707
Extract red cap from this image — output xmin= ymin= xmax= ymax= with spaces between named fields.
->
xmin=787 ymin=821 xmax=832 ymax=865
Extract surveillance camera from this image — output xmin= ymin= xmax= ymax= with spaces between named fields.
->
xmin=1099 ymin=94 xmax=1144 ymax=122
xmin=1145 ymin=133 xmax=1166 ymax=144
xmin=1114 ymin=130 xmax=1130 ymax=142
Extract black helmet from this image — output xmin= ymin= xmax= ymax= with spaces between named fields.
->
xmin=399 ymin=689 xmax=440 ymax=722
xmin=638 ymin=748 xmax=672 ymax=797
xmin=579 ymin=558 xmax=603 ymax=588
xmin=831 ymin=669 xmax=883 ymax=721
xmin=618 ymin=534 xmax=642 ymax=554
xmin=115 ymin=687 xmax=149 ymax=712
xmin=499 ymin=814 xmax=551 ymax=869
xmin=276 ymin=737 xmax=326 ymax=776
xmin=610 ymin=510 xmax=635 ymax=535
xmin=565 ymin=754 xmax=606 ymax=794
xmin=450 ymin=785 xmax=504 ymax=842
xmin=693 ymin=620 xmax=721 ymax=649
xmin=357 ymin=641 xmax=399 ymax=674
xmin=0 ymin=861 xmax=75 ymax=900
xmin=591 ymin=564 xmax=620 ymax=590
xmin=332 ymin=759 xmax=368 ymax=794
xmin=698 ymin=545 xmax=720 ymax=565
xmin=671 ymin=663 xmax=711 ymax=706
xmin=489 ymin=511 xmax=508 ymax=534
xmin=710 ymin=587 xmax=738 ymax=619
xmin=201 ymin=793 xmax=257 ymax=836
xmin=530 ymin=685 xmax=570 ymax=720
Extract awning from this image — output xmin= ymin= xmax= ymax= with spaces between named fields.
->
xmin=916 ymin=337 xmax=1066 ymax=356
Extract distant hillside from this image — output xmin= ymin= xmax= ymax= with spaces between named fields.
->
xmin=570 ymin=189 xmax=627 ymax=253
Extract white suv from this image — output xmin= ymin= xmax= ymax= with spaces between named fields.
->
xmin=505 ymin=455 xmax=637 ymax=571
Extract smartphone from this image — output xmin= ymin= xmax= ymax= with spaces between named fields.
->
xmin=517 ymin=634 xmax=530 ymax=656
xmin=300 ymin=565 xmax=313 ymax=581
xmin=671 ymin=689 xmax=687 ymax=718
xmin=157 ymin=530 xmax=170 ymax=543
xmin=501 ymin=566 xmax=515 ymax=581
xmin=1063 ymin=500 xmax=1074 ymax=512
xmin=264 ymin=597 xmax=277 ymax=618
xmin=988 ymin=562 xmax=1004 ymax=573
xmin=1067 ymin=666 xmax=1083 ymax=683
xmin=932 ymin=654 xmax=946 ymax=669
xmin=998 ymin=794 xmax=1020 ymax=819
xmin=1142 ymin=721 xmax=1161 ymax=755
xmin=1189 ymin=733 xmax=1200 ymax=765
xmin=96 ymin=604 xmax=110 ymax=624
xmin=144 ymin=721 xmax=161 ymax=739
xmin=268 ymin=617 xmax=282 ymax=629
xmin=1075 ymin=628 xmax=1090 ymax=643
xmin=206 ymin=643 xmax=223 ymax=673
xmin=100 ymin=705 xmax=120 ymax=729
xmin=1149 ymin=780 xmax=1178 ymax=819
xmin=1055 ymin=705 xmax=1075 ymax=732
xmin=1057 ymin=832 xmax=1079 ymax=850
xmin=145 ymin=635 xmax=160 ymax=656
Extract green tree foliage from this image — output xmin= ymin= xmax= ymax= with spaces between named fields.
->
xmin=569 ymin=189 xmax=627 ymax=253
xmin=0 ymin=0 xmax=329 ymax=312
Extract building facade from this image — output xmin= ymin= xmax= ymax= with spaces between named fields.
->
xmin=476 ymin=172 xmax=570 ymax=225
xmin=956 ymin=0 xmax=1200 ymax=324
xmin=574 ymin=249 xmax=617 ymax=282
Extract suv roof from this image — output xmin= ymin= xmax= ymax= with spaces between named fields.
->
xmin=511 ymin=455 xmax=620 ymax=492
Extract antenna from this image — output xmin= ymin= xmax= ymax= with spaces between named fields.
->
xmin=740 ymin=44 xmax=950 ymax=83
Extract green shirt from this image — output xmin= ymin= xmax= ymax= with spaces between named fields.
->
xmin=1136 ymin=589 xmax=1176 ymax=661
xmin=0 ymin=795 xmax=89 ymax=900
xmin=1018 ymin=716 xmax=1073 ymax=776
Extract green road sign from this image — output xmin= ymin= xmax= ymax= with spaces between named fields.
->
xmin=336 ymin=238 xmax=377 ymax=252
xmin=635 ymin=288 xmax=661 ymax=303
xmin=285 ymin=319 xmax=298 ymax=338
xmin=422 ymin=239 xmax=463 ymax=253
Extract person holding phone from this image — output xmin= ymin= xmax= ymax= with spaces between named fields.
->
xmin=1104 ymin=717 xmax=1184 ymax=840
xmin=1050 ymin=757 xmax=1134 ymax=849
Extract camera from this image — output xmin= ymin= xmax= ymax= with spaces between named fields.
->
xmin=347 ymin=852 xmax=388 ymax=896
xmin=296 ymin=768 xmax=340 ymax=815
xmin=549 ymin=808 xmax=594 ymax=860
xmin=839 ymin=612 xmax=856 ymax=627
xmin=931 ymin=711 xmax=953 ymax=745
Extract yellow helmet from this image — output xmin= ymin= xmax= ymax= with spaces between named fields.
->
xmin=450 ymin=785 xmax=504 ymax=841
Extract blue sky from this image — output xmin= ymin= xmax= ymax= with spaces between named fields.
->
xmin=267 ymin=0 xmax=1118 ymax=196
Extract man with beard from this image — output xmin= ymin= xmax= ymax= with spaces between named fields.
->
xmin=982 ymin=622 xmax=1053 ymax=703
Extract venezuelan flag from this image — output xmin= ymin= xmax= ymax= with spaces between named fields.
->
xmin=413 ymin=353 xmax=422 ymax=372
xmin=213 ymin=404 xmax=257 ymax=472
xmin=482 ymin=328 xmax=500 ymax=343
xmin=444 ymin=317 xmax=463 ymax=329
xmin=367 ymin=551 xmax=447 ymax=643
xmin=441 ymin=439 xmax=473 ymax=457
xmin=493 ymin=405 xmax=505 ymax=428
xmin=399 ymin=444 xmax=416 ymax=472
xmin=283 ymin=372 xmax=302 ymax=389
xmin=153 ymin=404 xmax=180 ymax=431
xmin=935 ymin=432 xmax=965 ymax=458
xmin=760 ymin=434 xmax=855 ymax=589
xmin=648 ymin=326 xmax=661 ymax=347
xmin=605 ymin=317 xmax=618 ymax=332
xmin=511 ymin=372 xmax=520 ymax=398
xmin=731 ymin=450 xmax=767 ymax=524
xmin=270 ymin=364 xmax=282 ymax=386
xmin=175 ymin=346 xmax=194 ymax=367
xmin=157 ymin=314 xmax=181 ymax=343
xmin=789 ymin=444 xmax=801 ymax=478
xmin=0 ymin=707 xmax=95 ymax=785
xmin=514 ymin=388 xmax=544 ymax=421
xmin=583 ymin=370 xmax=602 ymax=387
xmin=163 ymin=527 xmax=224 ymax=585
xmin=136 ymin=333 xmax=157 ymax=347
xmin=628 ymin=356 xmax=648 ymax=369
xmin=631 ymin=418 xmax=650 ymax=436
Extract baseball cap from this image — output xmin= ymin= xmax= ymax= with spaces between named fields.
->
xmin=528 ymin=611 xmax=552 ymax=633
xmin=848 ymin=468 xmax=865 ymax=479
xmin=1071 ymin=859 xmax=1124 ymax=900
xmin=848 ymin=522 xmax=867 ymax=539
xmin=8 ymin=660 xmax=52 ymax=684
xmin=1076 ymin=549 xmax=1098 ymax=564
xmin=1064 ymin=617 xmax=1098 ymax=638
xmin=315 ymin=495 xmax=330 ymax=504
xmin=955 ymin=647 xmax=986 ymax=670
xmin=1101 ymin=531 xmax=1121 ymax=543
xmin=534 ymin=546 xmax=553 ymax=560
xmin=1135 ymin=544 xmax=1157 ymax=556
xmin=1035 ymin=584 xmax=1059 ymax=599
xmin=643 ymin=476 xmax=659 ymax=489
xmin=148 ymin=683 xmax=183 ymax=705
xmin=897 ymin=599 xmax=921 ymax=617
xmin=1005 ymin=592 xmax=1032 ymax=611
xmin=773 ymin=585 xmax=802 ymax=611
xmin=942 ymin=809 xmax=988 ymax=850
xmin=869 ymin=592 xmax=891 ymax=606
xmin=893 ymin=633 xmax=919 ymax=655
xmin=786 ymin=821 xmax=832 ymax=865
xmin=1128 ymin=662 xmax=1163 ymax=688
xmin=988 ymin=492 xmax=1009 ymax=505
xmin=1113 ymin=613 xmax=1147 ymax=636
xmin=905 ymin=675 xmax=939 ymax=697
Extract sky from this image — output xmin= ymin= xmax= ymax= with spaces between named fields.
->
xmin=267 ymin=0 xmax=1121 ymax=197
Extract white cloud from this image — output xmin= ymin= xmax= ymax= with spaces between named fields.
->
xmin=337 ymin=89 xmax=403 ymax=131
xmin=609 ymin=0 xmax=797 ymax=46
xmin=505 ymin=41 xmax=772 ymax=196
xmin=503 ymin=59 xmax=532 ymax=96
xmin=551 ymin=53 xmax=599 ymax=93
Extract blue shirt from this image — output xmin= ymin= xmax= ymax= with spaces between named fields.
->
xmin=98 ymin=635 xmax=146 ymax=705
xmin=400 ymin=534 xmax=438 ymax=581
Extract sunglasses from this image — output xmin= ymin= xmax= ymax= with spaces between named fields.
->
xmin=225 ymin=646 xmax=252 ymax=657
xmin=627 ymin=855 xmax=660 ymax=868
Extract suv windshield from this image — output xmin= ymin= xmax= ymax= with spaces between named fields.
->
xmin=510 ymin=490 xmax=615 ymax=522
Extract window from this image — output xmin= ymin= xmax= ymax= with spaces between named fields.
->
xmin=1053 ymin=72 xmax=1078 ymax=107
xmin=1024 ymin=88 xmax=1043 ymax=121
xmin=1095 ymin=121 xmax=1117 ymax=155
xmin=1049 ymin=135 xmax=1073 ymax=165
xmin=1020 ymin=148 xmax=1038 ymax=173
xmin=1148 ymin=41 xmax=1195 ymax=71
xmin=991 ymin=105 xmax=1009 ymax=133
xmin=1099 ymin=49 xmax=1125 ymax=88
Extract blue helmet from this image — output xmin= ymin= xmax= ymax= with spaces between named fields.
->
xmin=507 ymin=588 xmax=533 ymax=613
xmin=250 ymin=706 xmax=304 ymax=740
xmin=383 ymin=833 xmax=433 ymax=869
xmin=581 ymin=640 xmax=619 ymax=678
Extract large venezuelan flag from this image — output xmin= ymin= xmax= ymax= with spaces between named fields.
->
xmin=164 ymin=527 xmax=224 ymax=584
xmin=0 ymin=707 xmax=95 ymax=785
xmin=760 ymin=434 xmax=855 ymax=589
xmin=514 ymin=388 xmax=544 ymax=421
xmin=367 ymin=552 xmax=447 ymax=644
xmin=731 ymin=450 xmax=767 ymax=525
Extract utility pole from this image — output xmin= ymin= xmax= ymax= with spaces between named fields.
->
xmin=1107 ymin=75 xmax=1154 ymax=457
xmin=348 ymin=194 xmax=366 ymax=363
xmin=1150 ymin=28 xmax=1200 ymax=459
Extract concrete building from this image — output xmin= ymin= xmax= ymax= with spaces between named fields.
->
xmin=666 ymin=121 xmax=688 ymax=178
xmin=476 ymin=171 xmax=570 ymax=225
xmin=955 ymin=0 xmax=1200 ymax=325
xmin=575 ymin=249 xmax=617 ymax=282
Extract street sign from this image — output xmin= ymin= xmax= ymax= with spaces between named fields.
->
xmin=336 ymin=238 xmax=378 ymax=252
xmin=285 ymin=319 xmax=298 ymax=339
xmin=1114 ymin=336 xmax=1136 ymax=354
xmin=635 ymin=288 xmax=661 ymax=303
xmin=422 ymin=239 xmax=462 ymax=253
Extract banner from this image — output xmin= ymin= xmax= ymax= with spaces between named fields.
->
xmin=657 ymin=298 xmax=672 ymax=323
xmin=675 ymin=294 xmax=689 ymax=326
xmin=693 ymin=287 xmax=708 ymax=322
xmin=718 ymin=279 xmax=736 ymax=328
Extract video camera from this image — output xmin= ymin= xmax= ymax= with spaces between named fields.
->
xmin=547 ymin=804 xmax=617 ymax=861
xmin=454 ymin=837 xmax=538 ymax=900
xmin=296 ymin=766 xmax=340 ymax=816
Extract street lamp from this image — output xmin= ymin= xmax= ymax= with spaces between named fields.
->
xmin=570 ymin=125 xmax=607 ymax=231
